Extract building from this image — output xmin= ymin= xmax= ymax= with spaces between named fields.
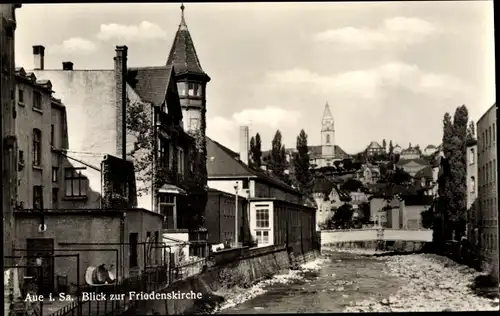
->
xmin=14 ymin=67 xmax=73 ymax=211
xmin=399 ymin=195 xmax=433 ymax=230
xmin=262 ymin=102 xmax=349 ymax=169
xmin=1 ymin=3 xmax=22 ymax=265
xmin=423 ymin=144 xmax=438 ymax=156
xmin=366 ymin=141 xmax=385 ymax=156
xmin=477 ymin=103 xmax=498 ymax=281
xmin=466 ymin=138 xmax=478 ymax=243
xmin=206 ymin=188 xmax=247 ymax=246
xmin=399 ymin=146 xmax=422 ymax=160
xmin=356 ymin=163 xmax=380 ymax=184
xmin=207 ymin=127 xmax=316 ymax=248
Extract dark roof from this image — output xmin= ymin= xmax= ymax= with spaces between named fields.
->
xmin=401 ymin=195 xmax=433 ymax=206
xmin=414 ymin=165 xmax=433 ymax=179
xmin=206 ymin=137 xmax=301 ymax=195
xmin=312 ymin=178 xmax=336 ymax=195
xmin=126 ymin=66 xmax=173 ymax=106
xmin=396 ymin=157 xmax=430 ymax=167
xmin=367 ymin=141 xmax=383 ymax=149
xmin=166 ymin=9 xmax=210 ymax=80
xmin=425 ymin=144 xmax=437 ymax=149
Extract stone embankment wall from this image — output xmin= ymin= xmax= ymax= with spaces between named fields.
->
xmin=321 ymin=229 xmax=432 ymax=252
xmin=122 ymin=244 xmax=320 ymax=315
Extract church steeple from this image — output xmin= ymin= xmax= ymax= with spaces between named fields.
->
xmin=322 ymin=102 xmax=333 ymax=120
xmin=166 ymin=3 xmax=210 ymax=81
xmin=321 ymin=102 xmax=335 ymax=158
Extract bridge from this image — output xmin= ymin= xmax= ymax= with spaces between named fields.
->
xmin=320 ymin=229 xmax=433 ymax=251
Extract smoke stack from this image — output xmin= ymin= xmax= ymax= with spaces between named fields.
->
xmin=62 ymin=62 xmax=73 ymax=70
xmin=239 ymin=126 xmax=249 ymax=165
xmin=33 ymin=45 xmax=45 ymax=70
xmin=114 ymin=45 xmax=128 ymax=159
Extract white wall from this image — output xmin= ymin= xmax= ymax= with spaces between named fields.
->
xmin=321 ymin=229 xmax=433 ymax=244
xmin=208 ymin=179 xmax=253 ymax=198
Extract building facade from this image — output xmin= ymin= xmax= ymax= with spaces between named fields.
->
xmin=466 ymin=139 xmax=478 ymax=242
xmin=477 ymin=103 xmax=498 ymax=281
xmin=366 ymin=141 xmax=385 ymax=156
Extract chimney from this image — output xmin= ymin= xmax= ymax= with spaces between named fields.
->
xmin=33 ymin=45 xmax=45 ymax=70
xmin=114 ymin=45 xmax=128 ymax=160
xmin=239 ymin=126 xmax=249 ymax=165
xmin=62 ymin=62 xmax=73 ymax=70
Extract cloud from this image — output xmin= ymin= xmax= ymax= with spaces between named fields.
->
xmin=207 ymin=107 xmax=301 ymax=152
xmin=51 ymin=37 xmax=98 ymax=54
xmin=265 ymin=62 xmax=467 ymax=99
xmin=96 ymin=21 xmax=167 ymax=42
xmin=313 ymin=17 xmax=438 ymax=49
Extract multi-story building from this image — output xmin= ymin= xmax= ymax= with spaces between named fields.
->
xmin=477 ymin=103 xmax=498 ymax=281
xmin=399 ymin=146 xmax=422 ymax=160
xmin=1 ymin=3 xmax=22 ymax=265
xmin=466 ymin=138 xmax=478 ymax=243
xmin=366 ymin=141 xmax=385 ymax=156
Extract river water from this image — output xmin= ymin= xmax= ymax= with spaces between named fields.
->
xmin=215 ymin=249 xmax=499 ymax=314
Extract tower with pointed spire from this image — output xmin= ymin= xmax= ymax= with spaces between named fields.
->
xmin=321 ymin=102 xmax=335 ymax=158
xmin=166 ymin=3 xmax=211 ymax=228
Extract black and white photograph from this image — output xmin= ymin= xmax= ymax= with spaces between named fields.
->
xmin=1 ymin=1 xmax=498 ymax=315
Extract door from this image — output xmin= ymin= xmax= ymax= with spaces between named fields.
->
xmin=26 ymin=238 xmax=55 ymax=296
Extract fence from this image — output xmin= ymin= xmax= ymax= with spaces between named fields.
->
xmin=321 ymin=229 xmax=433 ymax=244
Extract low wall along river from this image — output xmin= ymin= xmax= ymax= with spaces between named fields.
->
xmin=119 ymin=242 xmax=320 ymax=315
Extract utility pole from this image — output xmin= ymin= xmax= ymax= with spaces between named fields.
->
xmin=1 ymin=4 xmax=21 ymax=268
xmin=234 ymin=182 xmax=239 ymax=247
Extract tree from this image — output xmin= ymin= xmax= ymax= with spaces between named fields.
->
xmin=293 ymin=129 xmax=312 ymax=191
xmin=389 ymin=140 xmax=394 ymax=155
xmin=382 ymin=139 xmax=387 ymax=152
xmin=467 ymin=121 xmax=475 ymax=142
xmin=341 ymin=178 xmax=363 ymax=192
xmin=331 ymin=203 xmax=355 ymax=229
xmin=270 ymin=130 xmax=286 ymax=181
xmin=249 ymin=136 xmax=256 ymax=167
xmin=421 ymin=207 xmax=434 ymax=229
xmin=449 ymin=105 xmax=468 ymax=240
xmin=392 ymin=168 xmax=411 ymax=185
xmin=254 ymin=133 xmax=262 ymax=168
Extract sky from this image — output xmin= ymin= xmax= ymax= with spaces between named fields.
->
xmin=15 ymin=2 xmax=496 ymax=154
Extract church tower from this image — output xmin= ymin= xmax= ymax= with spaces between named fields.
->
xmin=321 ymin=102 xmax=335 ymax=158
xmin=166 ymin=4 xmax=210 ymax=229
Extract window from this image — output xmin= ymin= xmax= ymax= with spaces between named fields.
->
xmin=18 ymin=150 xmax=25 ymax=170
xmin=50 ymin=124 xmax=55 ymax=147
xmin=32 ymin=129 xmax=41 ymax=166
xmin=493 ymin=123 xmax=496 ymax=142
xmin=177 ymin=148 xmax=184 ymax=175
xmin=470 ymin=176 xmax=475 ymax=194
xmin=256 ymin=208 xmax=269 ymax=228
xmin=482 ymin=132 xmax=486 ymax=151
xmin=52 ymin=167 xmax=58 ymax=182
xmin=52 ymin=188 xmax=59 ymax=208
xmin=469 ymin=148 xmax=475 ymax=165
xmin=256 ymin=231 xmax=269 ymax=245
xmin=129 ymin=233 xmax=138 ymax=268
xmin=488 ymin=127 xmax=492 ymax=147
xmin=33 ymin=186 xmax=43 ymax=210
xmin=158 ymin=138 xmax=169 ymax=169
xmin=18 ymin=88 xmax=24 ymax=104
xmin=326 ymin=134 xmax=330 ymax=144
xmin=188 ymin=83 xmax=198 ymax=96
xmin=159 ymin=194 xmax=175 ymax=229
xmin=189 ymin=118 xmax=200 ymax=130
xmin=176 ymin=82 xmax=186 ymax=96
xmin=64 ymin=167 xmax=88 ymax=197
xmin=33 ymin=91 xmax=42 ymax=110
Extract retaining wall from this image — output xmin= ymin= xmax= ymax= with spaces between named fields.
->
xmin=321 ymin=229 xmax=432 ymax=245
xmin=122 ymin=244 xmax=320 ymax=315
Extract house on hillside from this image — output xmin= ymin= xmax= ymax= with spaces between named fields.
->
xmin=400 ymin=146 xmax=422 ymax=160
xmin=395 ymin=157 xmax=430 ymax=177
xmin=206 ymin=132 xmax=316 ymax=249
xmin=393 ymin=144 xmax=403 ymax=155
xmin=366 ymin=141 xmax=385 ymax=156
xmin=413 ymin=165 xmax=435 ymax=195
xmin=356 ymin=163 xmax=380 ymax=184
xmin=311 ymin=178 xmax=351 ymax=229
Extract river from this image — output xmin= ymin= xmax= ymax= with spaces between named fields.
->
xmin=215 ymin=249 xmax=499 ymax=313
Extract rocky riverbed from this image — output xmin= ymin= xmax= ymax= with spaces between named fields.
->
xmin=344 ymin=253 xmax=499 ymax=312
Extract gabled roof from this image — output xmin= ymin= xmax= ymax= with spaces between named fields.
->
xmin=206 ymin=136 xmax=301 ymax=195
xmin=166 ymin=5 xmax=210 ymax=80
xmin=367 ymin=141 xmax=383 ymax=149
xmin=396 ymin=158 xmax=430 ymax=167
xmin=425 ymin=144 xmax=436 ymax=149
xmin=126 ymin=66 xmax=173 ymax=106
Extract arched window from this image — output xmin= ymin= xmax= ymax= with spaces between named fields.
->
xmin=326 ymin=134 xmax=330 ymax=144
xmin=469 ymin=148 xmax=475 ymax=164
xmin=33 ymin=128 xmax=42 ymax=166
